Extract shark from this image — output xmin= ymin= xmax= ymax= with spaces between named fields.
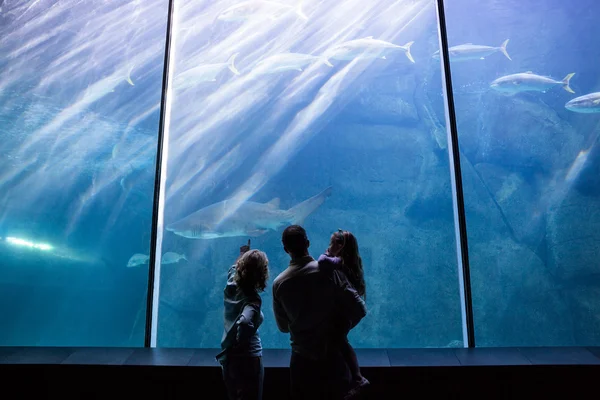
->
xmin=166 ymin=186 xmax=332 ymax=239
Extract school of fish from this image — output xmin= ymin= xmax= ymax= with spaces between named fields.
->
xmin=431 ymin=37 xmax=598 ymax=113
xmin=128 ymin=0 xmax=600 ymax=266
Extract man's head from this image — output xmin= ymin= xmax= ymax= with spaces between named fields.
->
xmin=282 ymin=225 xmax=310 ymax=258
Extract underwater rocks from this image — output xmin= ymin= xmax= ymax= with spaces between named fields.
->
xmin=457 ymin=153 xmax=513 ymax=244
xmin=430 ymin=155 xmax=575 ymax=345
xmin=546 ymin=188 xmax=600 ymax=282
xmin=342 ymin=93 xmax=418 ymax=126
xmin=563 ymin=286 xmax=600 ymax=344
xmin=321 ymin=123 xmax=433 ymax=209
xmin=339 ymin=73 xmax=419 ymax=126
xmin=404 ymin=159 xmax=454 ymax=226
xmin=155 ymin=244 xmax=216 ymax=347
xmin=456 ymin=93 xmax=583 ymax=174
xmin=317 ymin=208 xmax=463 ymax=347
xmin=469 ymin=237 xmax=574 ymax=346
xmin=473 ymin=163 xmax=545 ymax=250
xmin=456 ymin=154 xmax=599 ymax=345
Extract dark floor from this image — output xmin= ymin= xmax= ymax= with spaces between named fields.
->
xmin=1 ymin=346 xmax=599 ymax=399
xmin=3 ymin=346 xmax=600 ymax=367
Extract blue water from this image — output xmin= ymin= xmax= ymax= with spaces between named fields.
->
xmin=0 ymin=0 xmax=598 ymax=348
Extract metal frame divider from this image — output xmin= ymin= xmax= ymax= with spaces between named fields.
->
xmin=435 ymin=0 xmax=476 ymax=348
xmin=144 ymin=0 xmax=176 ymax=348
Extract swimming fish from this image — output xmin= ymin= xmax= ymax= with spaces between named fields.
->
xmin=173 ymin=53 xmax=240 ymax=89
xmin=162 ymin=252 xmax=187 ymax=264
xmin=565 ymin=92 xmax=600 ymax=113
xmin=490 ymin=71 xmax=575 ymax=94
xmin=254 ymin=52 xmax=333 ymax=74
xmin=127 ymin=253 xmax=149 ymax=268
xmin=326 ymin=36 xmax=415 ymax=64
xmin=217 ymin=0 xmax=308 ymax=22
xmin=432 ymin=39 xmax=511 ymax=62
xmin=166 ymin=186 xmax=332 ymax=239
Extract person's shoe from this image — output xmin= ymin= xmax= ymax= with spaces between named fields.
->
xmin=343 ymin=377 xmax=370 ymax=400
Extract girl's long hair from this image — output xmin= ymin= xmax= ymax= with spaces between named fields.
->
xmin=333 ymin=230 xmax=366 ymax=301
xmin=235 ymin=249 xmax=269 ymax=294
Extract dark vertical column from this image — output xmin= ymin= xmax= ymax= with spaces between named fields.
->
xmin=144 ymin=0 xmax=176 ymax=348
xmin=434 ymin=0 xmax=476 ymax=348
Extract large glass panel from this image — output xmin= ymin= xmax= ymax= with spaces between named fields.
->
xmin=156 ymin=0 xmax=463 ymax=348
xmin=444 ymin=0 xmax=600 ymax=345
xmin=0 ymin=1 xmax=168 ymax=346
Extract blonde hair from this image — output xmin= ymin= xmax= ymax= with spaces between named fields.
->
xmin=235 ymin=249 xmax=269 ymax=293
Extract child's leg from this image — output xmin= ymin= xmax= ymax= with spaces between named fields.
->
xmin=341 ymin=338 xmax=363 ymax=381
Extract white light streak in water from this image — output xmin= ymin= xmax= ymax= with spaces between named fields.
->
xmin=0 ymin=0 xmax=434 ymax=235
xmin=1 ymin=0 xmax=169 ymax=235
xmin=163 ymin=0 xmax=434 ymax=224
xmin=5 ymin=236 xmax=53 ymax=251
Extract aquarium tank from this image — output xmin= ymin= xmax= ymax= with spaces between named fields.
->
xmin=0 ymin=0 xmax=598 ymax=349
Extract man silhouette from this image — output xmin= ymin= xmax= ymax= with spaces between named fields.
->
xmin=272 ymin=225 xmax=367 ymax=399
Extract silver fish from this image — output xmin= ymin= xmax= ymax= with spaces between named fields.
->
xmin=490 ymin=71 xmax=575 ymax=94
xmin=127 ymin=253 xmax=149 ymax=268
xmin=254 ymin=52 xmax=333 ymax=74
xmin=326 ymin=36 xmax=415 ymax=64
xmin=432 ymin=39 xmax=511 ymax=62
xmin=565 ymin=92 xmax=600 ymax=113
xmin=162 ymin=252 xmax=187 ymax=264
xmin=173 ymin=53 xmax=240 ymax=89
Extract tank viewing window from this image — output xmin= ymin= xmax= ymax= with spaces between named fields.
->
xmin=2 ymin=0 xmax=598 ymax=351
xmin=444 ymin=0 xmax=600 ymax=346
xmin=0 ymin=1 xmax=168 ymax=346
xmin=154 ymin=0 xmax=464 ymax=348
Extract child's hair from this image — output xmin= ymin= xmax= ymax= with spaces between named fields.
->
xmin=235 ymin=249 xmax=269 ymax=293
xmin=333 ymin=230 xmax=366 ymax=301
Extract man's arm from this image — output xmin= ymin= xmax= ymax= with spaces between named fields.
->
xmin=272 ymin=283 xmax=290 ymax=333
